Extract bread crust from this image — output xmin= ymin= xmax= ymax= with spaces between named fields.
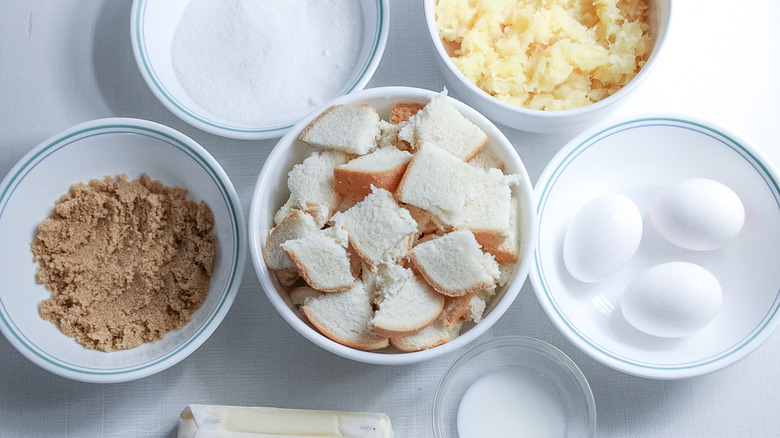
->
xmin=409 ymin=250 xmax=495 ymax=297
xmin=302 ymin=285 xmax=390 ymax=351
xmin=467 ymin=228 xmax=508 ymax=250
xmin=483 ymin=246 xmax=519 ymax=264
xmin=390 ymin=102 xmax=424 ymax=125
xmin=441 ymin=294 xmax=473 ymax=326
xmin=304 ymin=305 xmax=390 ymax=351
xmin=404 ymin=204 xmax=448 ymax=235
xmin=333 ymin=160 xmax=410 ymax=200
xmin=391 ymin=336 xmax=448 ymax=352
xmin=460 ymin=138 xmax=488 ymax=163
xmin=371 ymin=320 xmax=433 ymax=339
xmin=263 ymin=209 xmax=318 ymax=270
xmin=371 ymin=292 xmax=443 ymax=338
xmin=389 ymin=320 xmax=462 ymax=352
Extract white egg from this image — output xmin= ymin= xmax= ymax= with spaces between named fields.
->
xmin=563 ymin=194 xmax=643 ymax=283
xmin=651 ymin=178 xmax=744 ymax=251
xmin=621 ymin=262 xmax=722 ymax=337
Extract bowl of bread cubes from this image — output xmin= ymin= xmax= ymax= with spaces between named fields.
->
xmin=424 ymin=0 xmax=671 ymax=133
xmin=249 ymin=86 xmax=536 ymax=364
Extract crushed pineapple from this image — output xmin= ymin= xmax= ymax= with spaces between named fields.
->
xmin=436 ymin=0 xmax=653 ymax=110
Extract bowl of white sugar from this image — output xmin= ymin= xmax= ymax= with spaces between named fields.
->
xmin=131 ymin=0 xmax=389 ymax=140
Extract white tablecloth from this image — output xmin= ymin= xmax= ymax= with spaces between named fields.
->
xmin=2 ymin=1 xmax=779 ymax=437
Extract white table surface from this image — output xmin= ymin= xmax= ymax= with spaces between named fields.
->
xmin=2 ymin=1 xmax=779 ymax=437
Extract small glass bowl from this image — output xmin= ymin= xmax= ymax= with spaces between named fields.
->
xmin=433 ymin=336 xmax=596 ymax=438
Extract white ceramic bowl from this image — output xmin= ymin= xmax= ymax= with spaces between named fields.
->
xmin=433 ymin=336 xmax=596 ymax=438
xmin=531 ymin=115 xmax=780 ymax=379
xmin=130 ymin=0 xmax=389 ymax=140
xmin=423 ymin=0 xmax=671 ymax=133
xmin=0 ymin=118 xmax=246 ymax=383
xmin=248 ymin=86 xmax=537 ymax=365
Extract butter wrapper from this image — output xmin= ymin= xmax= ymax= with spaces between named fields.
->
xmin=178 ymin=404 xmax=394 ymax=438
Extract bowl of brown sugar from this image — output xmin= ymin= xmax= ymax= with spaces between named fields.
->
xmin=0 ymin=118 xmax=246 ymax=383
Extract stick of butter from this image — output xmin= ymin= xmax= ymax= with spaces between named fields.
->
xmin=177 ymin=404 xmax=394 ymax=438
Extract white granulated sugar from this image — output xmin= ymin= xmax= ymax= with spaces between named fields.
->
xmin=171 ymin=0 xmax=363 ymax=127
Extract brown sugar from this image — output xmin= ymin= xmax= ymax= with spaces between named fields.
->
xmin=30 ymin=173 xmax=216 ymax=352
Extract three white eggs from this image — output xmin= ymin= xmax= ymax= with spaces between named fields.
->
xmin=562 ymin=178 xmax=744 ymax=338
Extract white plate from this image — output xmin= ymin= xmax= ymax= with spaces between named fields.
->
xmin=0 ymin=118 xmax=246 ymax=383
xmin=531 ymin=116 xmax=780 ymax=379
xmin=130 ymin=0 xmax=389 ymax=140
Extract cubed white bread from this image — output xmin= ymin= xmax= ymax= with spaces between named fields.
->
xmin=390 ymin=319 xmax=463 ymax=352
xmin=282 ymin=227 xmax=355 ymax=293
xmin=415 ymin=231 xmax=444 ymax=246
xmin=263 ymin=210 xmax=320 ymax=270
xmin=435 ymin=285 xmax=491 ymax=326
xmin=371 ymin=263 xmax=445 ymax=338
xmin=289 ymin=286 xmax=324 ymax=306
xmin=332 ymin=188 xmax=418 ymax=269
xmin=398 ymin=90 xmax=487 ymax=161
xmin=395 ymin=142 xmax=477 ymax=224
xmin=439 ymin=294 xmax=473 ymax=326
xmin=450 ymin=168 xmax=518 ymax=249
xmin=403 ymin=204 xmax=448 ymax=235
xmin=273 ymin=197 xmax=295 ymax=226
xmin=302 ymin=282 xmax=389 ymax=351
xmin=498 ymin=263 xmax=517 ymax=288
xmin=483 ymin=196 xmax=521 ymax=264
xmin=333 ymin=147 xmax=413 ymax=200
xmin=333 ymin=196 xmax=361 ymax=216
xmin=467 ymin=293 xmax=488 ymax=324
xmin=299 ymin=104 xmax=380 ymax=155
xmin=360 ymin=262 xmax=380 ymax=299
xmin=273 ymin=267 xmax=300 ymax=287
xmin=390 ymin=284 xmax=493 ymax=351
xmin=347 ymin=244 xmax=364 ymax=280
xmin=410 ymin=229 xmax=500 ymax=297
xmin=389 ymin=102 xmax=425 ymax=125
xmin=468 ymin=148 xmax=505 ymax=172
xmin=378 ymin=102 xmax=424 ymax=151
xmin=278 ymin=150 xmax=348 ymax=228
xmin=288 ymin=286 xmax=323 ymax=320
xmin=376 ymin=120 xmax=408 ymax=150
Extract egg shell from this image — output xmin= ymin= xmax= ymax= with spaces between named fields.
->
xmin=651 ymin=178 xmax=744 ymax=251
xmin=621 ymin=262 xmax=723 ymax=338
xmin=563 ymin=194 xmax=643 ymax=283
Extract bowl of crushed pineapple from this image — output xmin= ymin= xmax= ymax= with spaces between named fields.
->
xmin=424 ymin=0 xmax=671 ymax=133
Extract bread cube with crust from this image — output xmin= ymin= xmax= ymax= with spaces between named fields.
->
xmin=398 ymin=90 xmax=487 ymax=161
xmin=395 ymin=142 xmax=477 ymax=224
xmin=331 ymin=187 xmax=418 ymax=269
xmin=370 ymin=263 xmax=445 ymax=337
xmin=282 ymin=227 xmax=355 ymax=293
xmin=333 ymin=147 xmax=413 ymax=200
xmin=302 ymin=282 xmax=389 ymax=351
xmin=263 ymin=209 xmax=319 ymax=271
xmin=483 ymin=196 xmax=522 ymax=264
xmin=410 ymin=229 xmax=500 ymax=297
xmin=299 ymin=104 xmax=380 ymax=155
xmin=450 ymin=168 xmax=519 ymax=249
xmin=275 ymin=150 xmax=348 ymax=228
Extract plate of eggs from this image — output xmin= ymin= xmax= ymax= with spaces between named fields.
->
xmin=531 ymin=115 xmax=780 ymax=379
